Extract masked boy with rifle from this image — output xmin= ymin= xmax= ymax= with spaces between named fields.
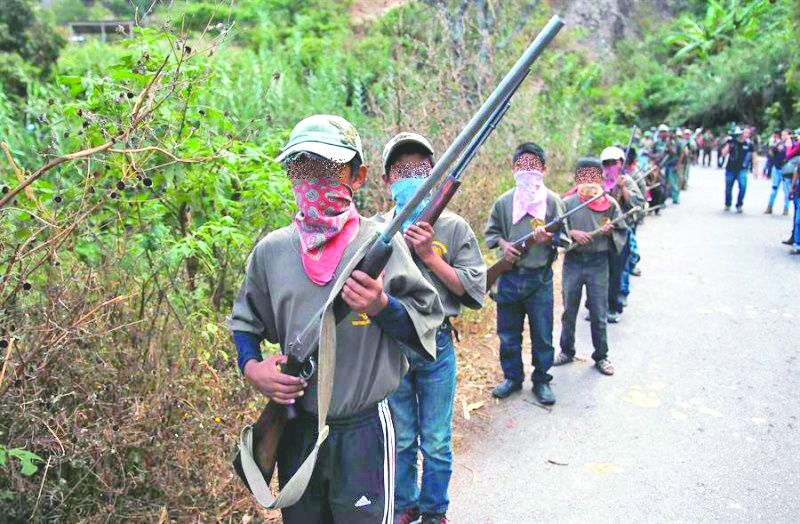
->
xmin=484 ymin=143 xmax=567 ymax=405
xmin=601 ymin=146 xmax=645 ymax=322
xmin=375 ymin=133 xmax=486 ymax=524
xmin=553 ymin=158 xmax=627 ymax=376
xmin=228 ymin=115 xmax=443 ymax=524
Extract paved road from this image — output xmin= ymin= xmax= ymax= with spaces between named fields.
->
xmin=450 ymin=165 xmax=799 ymax=523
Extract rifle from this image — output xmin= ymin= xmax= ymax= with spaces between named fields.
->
xmin=415 ymin=95 xmax=512 ymax=228
xmin=630 ymin=164 xmax=659 ymax=184
xmin=564 ymin=206 xmax=641 ymax=253
xmin=485 ymin=190 xmax=608 ymax=289
xmin=623 ymin=125 xmax=637 ymax=165
xmin=234 ymin=15 xmax=566 ymax=503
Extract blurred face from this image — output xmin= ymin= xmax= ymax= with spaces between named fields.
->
xmin=781 ymin=130 xmax=790 ymax=141
xmin=384 ymin=152 xmax=432 ymax=186
xmin=286 ymin=153 xmax=366 ymax=192
xmin=513 ymin=152 xmax=546 ymax=174
xmin=658 ymin=131 xmax=668 ymax=141
xmin=742 ymin=128 xmax=752 ymax=140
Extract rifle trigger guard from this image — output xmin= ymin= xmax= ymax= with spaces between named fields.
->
xmin=299 ymin=356 xmax=316 ymax=381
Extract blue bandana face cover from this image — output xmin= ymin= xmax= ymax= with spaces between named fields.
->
xmin=391 ymin=177 xmax=431 ymax=233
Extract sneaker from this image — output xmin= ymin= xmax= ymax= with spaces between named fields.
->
xmin=532 ymin=382 xmax=556 ymax=405
xmin=765 ymin=206 xmax=773 ymax=214
xmin=791 ymin=248 xmax=800 ymax=255
xmin=782 ymin=238 xmax=794 ymax=245
xmin=395 ymin=507 xmax=421 ymax=524
xmin=631 ymin=266 xmax=642 ymax=277
xmin=492 ymin=379 xmax=522 ymax=399
xmin=724 ymin=206 xmax=731 ymax=212
xmin=595 ymin=359 xmax=615 ymax=376
xmin=553 ymin=352 xmax=575 ymax=366
xmin=421 ymin=513 xmax=448 ymax=524
xmin=736 ymin=206 xmax=743 ymax=214
xmin=607 ymin=311 xmax=622 ymax=324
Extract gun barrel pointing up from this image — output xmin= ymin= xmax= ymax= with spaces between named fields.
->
xmin=382 ymin=15 xmax=565 ymax=243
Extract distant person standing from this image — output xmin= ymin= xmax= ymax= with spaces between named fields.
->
xmin=701 ymin=131 xmax=714 ymax=167
xmin=765 ymin=129 xmax=790 ymax=215
xmin=763 ymin=130 xmax=780 ymax=179
xmin=717 ymin=132 xmax=728 ymax=168
xmin=653 ymin=124 xmax=680 ymax=204
xmin=722 ymin=127 xmax=753 ymax=213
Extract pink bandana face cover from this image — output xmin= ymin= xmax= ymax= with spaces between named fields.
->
xmin=602 ymin=163 xmax=621 ymax=192
xmin=291 ymin=177 xmax=360 ymax=286
xmin=512 ymin=170 xmax=548 ymax=224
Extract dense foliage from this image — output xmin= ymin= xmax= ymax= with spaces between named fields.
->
xmin=1 ymin=0 xmax=797 ymax=520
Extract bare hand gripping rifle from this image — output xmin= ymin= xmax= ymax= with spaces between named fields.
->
xmin=485 ymin=190 xmax=608 ymax=289
xmin=233 ymin=15 xmax=566 ymax=500
xmin=563 ymin=206 xmax=642 ymax=253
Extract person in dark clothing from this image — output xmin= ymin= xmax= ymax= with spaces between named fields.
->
xmin=722 ymin=127 xmax=754 ymax=212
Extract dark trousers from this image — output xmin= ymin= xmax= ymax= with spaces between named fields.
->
xmin=561 ymin=252 xmax=610 ymax=363
xmin=702 ymin=149 xmax=712 ymax=166
xmin=607 ymin=231 xmax=630 ymax=315
xmin=495 ymin=266 xmax=555 ymax=384
xmin=278 ymin=400 xmax=394 ymax=524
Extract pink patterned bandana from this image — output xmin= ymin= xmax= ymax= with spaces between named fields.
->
xmin=602 ymin=164 xmax=621 ymax=192
xmin=512 ymin=170 xmax=548 ymax=224
xmin=292 ymin=178 xmax=360 ymax=285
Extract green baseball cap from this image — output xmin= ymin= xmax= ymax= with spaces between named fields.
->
xmin=275 ymin=114 xmax=365 ymax=164
xmin=382 ymin=132 xmax=435 ymax=175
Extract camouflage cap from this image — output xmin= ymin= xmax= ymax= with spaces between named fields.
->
xmin=275 ymin=115 xmax=364 ymax=164
xmin=382 ymin=132 xmax=435 ymax=175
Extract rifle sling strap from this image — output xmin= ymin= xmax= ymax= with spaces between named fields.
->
xmin=237 ymin=238 xmax=375 ymax=509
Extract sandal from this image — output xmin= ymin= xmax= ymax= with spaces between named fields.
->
xmin=553 ymin=353 xmax=575 ymax=366
xmin=595 ymin=359 xmax=615 ymax=376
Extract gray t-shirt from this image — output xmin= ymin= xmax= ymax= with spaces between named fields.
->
xmin=610 ymin=175 xmax=645 ymax=227
xmin=485 ymin=188 xmax=568 ymax=269
xmin=378 ymin=210 xmax=486 ymax=319
xmin=228 ymin=217 xmax=444 ymax=417
xmin=562 ymin=194 xmax=627 ymax=254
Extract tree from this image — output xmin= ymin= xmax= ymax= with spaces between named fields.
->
xmin=0 ymin=0 xmax=65 ymax=97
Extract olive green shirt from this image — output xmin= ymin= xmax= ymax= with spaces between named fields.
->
xmin=562 ymin=194 xmax=628 ymax=254
xmin=227 ymin=217 xmax=444 ymax=417
xmin=610 ymin=175 xmax=645 ymax=227
xmin=485 ymin=188 xmax=568 ymax=269
xmin=378 ymin=210 xmax=486 ymax=319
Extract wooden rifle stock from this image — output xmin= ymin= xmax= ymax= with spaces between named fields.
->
xmin=416 ymin=175 xmax=462 ymax=226
xmin=485 ymin=218 xmax=565 ymax=289
xmin=485 ymin=190 xmax=607 ymax=289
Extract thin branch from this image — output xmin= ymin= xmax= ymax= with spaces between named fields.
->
xmin=108 ymin=146 xmax=211 ymax=163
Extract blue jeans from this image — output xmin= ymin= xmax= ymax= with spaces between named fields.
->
xmin=725 ymin=169 xmax=748 ymax=208
xmin=390 ymin=327 xmax=456 ymax=515
xmin=561 ymin=252 xmax=610 ymax=362
xmin=607 ymin=230 xmax=630 ymax=315
xmin=794 ymin=194 xmax=800 ymax=249
xmin=495 ymin=266 xmax=555 ymax=384
xmin=621 ymin=228 xmax=639 ymax=298
xmin=768 ymin=166 xmax=791 ymax=210
xmin=667 ymin=165 xmax=680 ymax=203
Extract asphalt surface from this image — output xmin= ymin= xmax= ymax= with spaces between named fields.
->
xmin=449 ymin=164 xmax=800 ymax=523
